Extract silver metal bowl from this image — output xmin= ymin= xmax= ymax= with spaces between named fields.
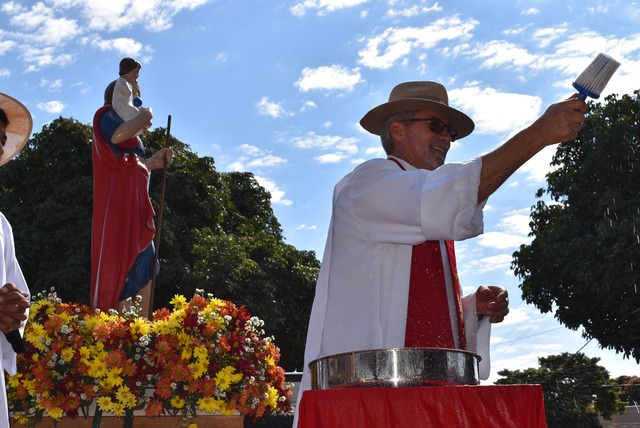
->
xmin=309 ymin=347 xmax=481 ymax=390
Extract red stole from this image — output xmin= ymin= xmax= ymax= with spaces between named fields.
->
xmin=404 ymin=241 xmax=466 ymax=349
xmin=387 ymin=158 xmax=466 ymax=349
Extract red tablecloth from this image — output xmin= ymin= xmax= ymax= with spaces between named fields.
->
xmin=298 ymin=385 xmax=547 ymax=428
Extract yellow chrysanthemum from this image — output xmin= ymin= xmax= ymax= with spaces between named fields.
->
xmin=170 ymin=294 xmax=188 ymax=310
xmin=214 ymin=366 xmax=243 ymax=391
xmin=265 ymin=355 xmax=275 ymax=368
xmin=116 ymin=386 xmax=137 ymax=408
xmin=87 ymin=356 xmax=108 ymax=378
xmin=130 ymin=317 xmax=150 ymax=337
xmin=187 ymin=424 xmax=198 ymax=428
xmin=150 ymin=318 xmax=169 ymax=335
xmin=180 ymin=335 xmax=196 ymax=359
xmin=100 ymin=367 xmax=123 ymax=389
xmin=7 ymin=373 xmax=22 ymax=388
xmin=193 ymin=345 xmax=208 ymax=361
xmin=170 ymin=396 xmax=185 ymax=409
xmin=24 ymin=323 xmax=48 ymax=350
xmin=110 ymin=402 xmax=126 ymax=417
xmin=189 ymin=361 xmax=208 ymax=379
xmin=22 ymin=379 xmax=36 ymax=394
xmin=96 ymin=396 xmax=114 ymax=412
xmin=167 ymin=310 xmax=184 ymax=329
xmin=13 ymin=413 xmax=30 ymax=425
xmin=266 ymin=386 xmax=278 ymax=409
xmin=46 ymin=407 xmax=64 ymax=420
xmin=218 ymin=402 xmax=236 ymax=416
xmin=61 ymin=347 xmax=75 ymax=363
xmin=57 ymin=312 xmax=73 ymax=325
xmin=196 ymin=397 xmax=222 ymax=413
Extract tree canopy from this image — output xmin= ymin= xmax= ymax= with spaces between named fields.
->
xmin=512 ymin=90 xmax=640 ymax=362
xmin=615 ymin=375 xmax=640 ymax=405
xmin=496 ymin=352 xmax=626 ymax=428
xmin=0 ymin=116 xmax=319 ymax=370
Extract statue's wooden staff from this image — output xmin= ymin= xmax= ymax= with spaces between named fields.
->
xmin=148 ymin=114 xmax=171 ymax=319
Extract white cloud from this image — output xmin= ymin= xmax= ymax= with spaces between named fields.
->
xmin=227 ymin=161 xmax=245 ymax=171
xmin=1 ymin=1 xmax=26 ymax=14
xmin=255 ymin=175 xmax=293 ymax=206
xmin=9 ymin=3 xmax=81 ymax=45
xmin=296 ymin=224 xmax=318 ymax=230
xmin=76 ymin=0 xmax=208 ymax=32
xmin=468 ymin=40 xmax=537 ymax=69
xmin=0 ymin=68 xmax=10 ymax=78
xmin=40 ymin=78 xmax=63 ymax=91
xmin=521 ymin=8 xmax=539 ymax=16
xmin=465 ymin=253 xmax=514 ymax=274
xmin=497 ymin=211 xmax=533 ymax=237
xmin=247 ymin=155 xmax=287 ymax=168
xmin=22 ymin=46 xmax=74 ymax=71
xmin=517 ymin=145 xmax=557 ymax=183
xmin=234 ymin=144 xmax=287 ymax=169
xmin=36 ymin=100 xmax=65 ymax=114
xmin=316 ymin=153 xmax=348 ymax=163
xmin=300 ymin=100 xmax=317 ymax=112
xmin=532 ymin=26 xmax=569 ymax=48
xmin=357 ymin=16 xmax=478 ymax=69
xmin=387 ymin=2 xmax=442 ymax=18
xmin=290 ymin=131 xmax=359 ymax=154
xmin=449 ymin=84 xmax=542 ymax=136
xmin=237 ymin=144 xmax=263 ymax=157
xmin=91 ymin=37 xmax=147 ymax=58
xmin=257 ymin=97 xmax=292 ymax=118
xmin=475 ymin=209 xmax=534 ymax=251
xmin=290 ymin=0 xmax=369 ymax=17
xmin=1 ymin=0 xmax=206 ymax=71
xmin=295 ymin=65 xmax=363 ymax=92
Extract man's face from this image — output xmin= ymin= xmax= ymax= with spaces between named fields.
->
xmin=391 ymin=109 xmax=456 ymax=171
xmin=0 ymin=122 xmax=7 ymax=160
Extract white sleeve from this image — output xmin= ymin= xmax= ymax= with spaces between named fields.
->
xmin=341 ymin=158 xmax=485 ymax=245
xmin=462 ymin=293 xmax=492 ymax=380
xmin=0 ymin=213 xmax=30 ymax=376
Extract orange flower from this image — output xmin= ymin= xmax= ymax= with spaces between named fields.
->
xmin=145 ymin=398 xmax=164 ymax=417
xmin=155 ymin=378 xmax=173 ymax=399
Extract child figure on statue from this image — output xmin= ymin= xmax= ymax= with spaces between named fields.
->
xmin=104 ymin=57 xmax=153 ymax=143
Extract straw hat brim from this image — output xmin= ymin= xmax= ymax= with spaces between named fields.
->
xmin=0 ymin=93 xmax=33 ymax=166
xmin=360 ymin=98 xmax=475 ymax=139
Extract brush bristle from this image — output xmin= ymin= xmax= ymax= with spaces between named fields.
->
xmin=573 ymin=53 xmax=621 ymax=98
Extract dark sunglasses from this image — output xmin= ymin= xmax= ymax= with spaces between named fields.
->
xmin=401 ymin=118 xmax=459 ymax=141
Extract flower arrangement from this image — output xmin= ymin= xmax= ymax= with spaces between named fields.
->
xmin=6 ymin=289 xmax=292 ymax=427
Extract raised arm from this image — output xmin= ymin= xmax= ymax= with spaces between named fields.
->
xmin=478 ymin=96 xmax=588 ymax=202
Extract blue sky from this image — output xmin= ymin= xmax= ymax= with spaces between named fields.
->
xmin=1 ymin=0 xmax=640 ymax=382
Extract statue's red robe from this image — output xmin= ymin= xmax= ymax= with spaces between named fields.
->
xmin=91 ymin=105 xmax=155 ymax=311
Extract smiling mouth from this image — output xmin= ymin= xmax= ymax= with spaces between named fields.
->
xmin=433 ymin=145 xmax=447 ymax=156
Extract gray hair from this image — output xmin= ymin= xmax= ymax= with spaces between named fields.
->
xmin=380 ymin=110 xmax=417 ymax=155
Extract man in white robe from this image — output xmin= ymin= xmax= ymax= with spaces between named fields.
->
xmin=0 ymin=93 xmax=32 ymax=426
xmin=294 ymin=81 xmax=587 ymax=426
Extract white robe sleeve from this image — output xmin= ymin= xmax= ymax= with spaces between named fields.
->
xmin=0 ymin=213 xmax=30 ymax=426
xmin=462 ymin=293 xmax=492 ymax=380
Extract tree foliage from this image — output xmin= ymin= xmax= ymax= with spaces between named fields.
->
xmin=512 ymin=90 xmax=640 ymax=362
xmin=615 ymin=375 xmax=640 ymax=405
xmin=0 ymin=116 xmax=319 ymax=370
xmin=496 ymin=352 xmax=626 ymax=428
